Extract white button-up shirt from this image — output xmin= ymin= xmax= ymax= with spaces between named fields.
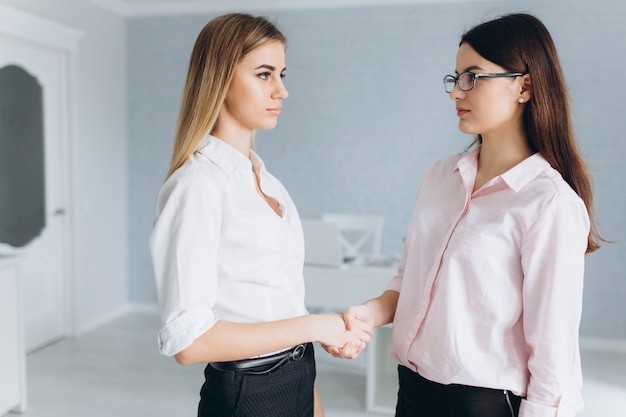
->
xmin=387 ymin=147 xmax=589 ymax=417
xmin=150 ymin=135 xmax=308 ymax=357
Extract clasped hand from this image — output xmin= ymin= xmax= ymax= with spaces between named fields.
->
xmin=323 ymin=304 xmax=374 ymax=359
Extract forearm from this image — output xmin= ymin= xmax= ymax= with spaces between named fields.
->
xmin=362 ymin=290 xmax=399 ymax=327
xmin=175 ymin=313 xmax=346 ymax=365
xmin=324 ymin=290 xmax=399 ymax=359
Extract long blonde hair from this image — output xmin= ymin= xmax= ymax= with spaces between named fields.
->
xmin=166 ymin=13 xmax=286 ymax=179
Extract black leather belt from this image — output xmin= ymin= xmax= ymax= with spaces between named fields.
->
xmin=209 ymin=344 xmax=307 ymax=375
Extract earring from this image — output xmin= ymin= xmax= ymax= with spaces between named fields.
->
xmin=518 ymin=98 xmax=525 ymax=103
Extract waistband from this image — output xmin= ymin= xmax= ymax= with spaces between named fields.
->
xmin=400 ymin=366 xmax=525 ymax=402
xmin=209 ymin=343 xmax=308 ymax=375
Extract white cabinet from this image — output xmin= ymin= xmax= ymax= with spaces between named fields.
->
xmin=0 ymin=257 xmax=26 ymax=415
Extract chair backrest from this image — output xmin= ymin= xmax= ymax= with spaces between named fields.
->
xmin=321 ymin=214 xmax=384 ymax=259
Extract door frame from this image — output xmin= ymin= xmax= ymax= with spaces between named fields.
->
xmin=0 ymin=4 xmax=82 ymax=340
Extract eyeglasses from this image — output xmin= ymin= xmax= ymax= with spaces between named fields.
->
xmin=443 ymin=71 xmax=526 ymax=93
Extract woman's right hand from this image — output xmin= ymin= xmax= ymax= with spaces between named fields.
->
xmin=322 ymin=304 xmax=375 ymax=358
xmin=314 ymin=311 xmax=372 ymax=358
xmin=315 ymin=312 xmax=372 ymax=355
xmin=323 ymin=290 xmax=400 ymax=359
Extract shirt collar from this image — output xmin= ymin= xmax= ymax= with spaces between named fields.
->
xmin=249 ymin=149 xmax=266 ymax=176
xmin=196 ymin=135 xmax=261 ymax=176
xmin=500 ymin=152 xmax=550 ymax=192
xmin=456 ymin=146 xmax=551 ymax=193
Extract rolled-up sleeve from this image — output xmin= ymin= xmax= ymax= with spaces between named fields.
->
xmin=149 ymin=171 xmax=222 ymax=356
xmin=519 ymin=190 xmax=589 ymax=417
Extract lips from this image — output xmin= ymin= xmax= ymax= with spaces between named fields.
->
xmin=267 ymin=107 xmax=281 ymax=115
xmin=456 ymin=107 xmax=469 ymax=117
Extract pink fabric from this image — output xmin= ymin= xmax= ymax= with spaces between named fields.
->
xmin=386 ymin=147 xmax=588 ymax=417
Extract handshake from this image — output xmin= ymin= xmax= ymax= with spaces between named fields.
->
xmin=318 ymin=303 xmax=376 ymax=360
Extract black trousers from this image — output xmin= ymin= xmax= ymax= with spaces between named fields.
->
xmin=395 ymin=366 xmax=523 ymax=417
xmin=198 ymin=344 xmax=316 ymax=417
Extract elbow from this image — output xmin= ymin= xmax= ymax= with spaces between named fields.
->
xmin=174 ymin=348 xmax=199 ymax=366
xmin=170 ymin=322 xmax=218 ymax=365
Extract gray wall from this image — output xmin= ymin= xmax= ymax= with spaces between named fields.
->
xmin=128 ymin=0 xmax=626 ymax=340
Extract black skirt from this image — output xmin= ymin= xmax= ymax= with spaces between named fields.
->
xmin=395 ymin=365 xmax=523 ymax=417
xmin=198 ymin=343 xmax=316 ymax=417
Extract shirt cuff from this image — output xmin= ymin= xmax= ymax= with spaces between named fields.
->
xmin=157 ymin=305 xmax=217 ymax=356
xmin=519 ymin=398 xmax=581 ymax=417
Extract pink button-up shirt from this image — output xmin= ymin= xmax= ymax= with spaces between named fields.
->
xmin=386 ymin=147 xmax=589 ymax=417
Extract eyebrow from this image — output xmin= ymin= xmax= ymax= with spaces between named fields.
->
xmin=254 ymin=64 xmax=287 ymax=72
xmin=455 ymin=65 xmax=482 ymax=75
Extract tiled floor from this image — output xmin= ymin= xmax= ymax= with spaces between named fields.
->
xmin=9 ymin=311 xmax=626 ymax=417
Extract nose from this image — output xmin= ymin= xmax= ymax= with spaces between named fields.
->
xmin=273 ymin=78 xmax=288 ymax=100
xmin=449 ymin=84 xmax=463 ymax=100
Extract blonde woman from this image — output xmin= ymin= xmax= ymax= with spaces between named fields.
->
xmin=149 ymin=14 xmax=369 ymax=417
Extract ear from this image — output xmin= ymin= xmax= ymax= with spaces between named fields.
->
xmin=519 ymin=73 xmax=532 ymax=102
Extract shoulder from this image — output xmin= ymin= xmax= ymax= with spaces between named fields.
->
xmin=423 ymin=151 xmax=468 ymax=180
xmin=436 ymin=151 xmax=466 ymax=168
xmin=523 ymin=165 xmax=589 ymax=226
xmin=526 ymin=165 xmax=583 ymax=205
xmin=155 ymin=154 xmax=225 ymax=212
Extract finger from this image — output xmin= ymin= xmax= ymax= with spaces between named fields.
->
xmin=352 ymin=339 xmax=366 ymax=353
xmin=343 ymin=343 xmax=364 ymax=359
xmin=324 ymin=345 xmax=341 ymax=355
xmin=345 ymin=341 xmax=363 ymax=358
xmin=347 ymin=309 xmax=375 ymax=335
xmin=344 ymin=306 xmax=363 ymax=331
xmin=334 ymin=342 xmax=352 ymax=358
xmin=350 ymin=319 xmax=374 ymax=337
xmin=350 ymin=327 xmax=372 ymax=344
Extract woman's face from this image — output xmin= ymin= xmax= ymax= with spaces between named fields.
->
xmin=219 ymin=40 xmax=288 ymax=135
xmin=449 ymin=43 xmax=526 ymax=139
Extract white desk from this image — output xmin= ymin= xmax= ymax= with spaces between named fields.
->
xmin=0 ymin=256 xmax=27 ymax=415
xmin=304 ymin=262 xmax=399 ymax=414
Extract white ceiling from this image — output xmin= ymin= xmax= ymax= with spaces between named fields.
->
xmin=84 ymin=0 xmax=486 ymax=17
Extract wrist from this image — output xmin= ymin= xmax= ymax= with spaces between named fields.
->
xmin=306 ymin=313 xmax=327 ymax=343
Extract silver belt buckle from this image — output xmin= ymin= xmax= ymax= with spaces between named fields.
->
xmin=291 ymin=344 xmax=306 ymax=361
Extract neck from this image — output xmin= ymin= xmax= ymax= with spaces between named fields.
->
xmin=473 ymin=132 xmax=533 ymax=192
xmin=211 ymin=125 xmax=253 ymax=157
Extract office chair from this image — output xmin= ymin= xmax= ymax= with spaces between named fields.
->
xmin=321 ymin=213 xmax=384 ymax=261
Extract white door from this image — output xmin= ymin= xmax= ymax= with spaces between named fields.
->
xmin=0 ymin=34 xmax=71 ymax=352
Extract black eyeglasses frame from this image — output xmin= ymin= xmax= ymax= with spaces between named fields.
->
xmin=443 ymin=71 xmax=527 ymax=93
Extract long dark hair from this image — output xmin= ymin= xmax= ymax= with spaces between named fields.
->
xmin=461 ymin=13 xmax=601 ymax=253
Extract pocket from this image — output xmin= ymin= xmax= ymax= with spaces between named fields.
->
xmin=199 ymin=365 xmax=241 ymax=416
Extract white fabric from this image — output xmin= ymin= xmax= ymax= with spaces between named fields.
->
xmin=150 ymin=135 xmax=308 ymax=356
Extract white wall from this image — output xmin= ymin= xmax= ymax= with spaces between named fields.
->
xmin=2 ymin=0 xmax=623 ymax=342
xmin=0 ymin=0 xmax=128 ymax=332
xmin=127 ymin=1 xmax=626 ymax=341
